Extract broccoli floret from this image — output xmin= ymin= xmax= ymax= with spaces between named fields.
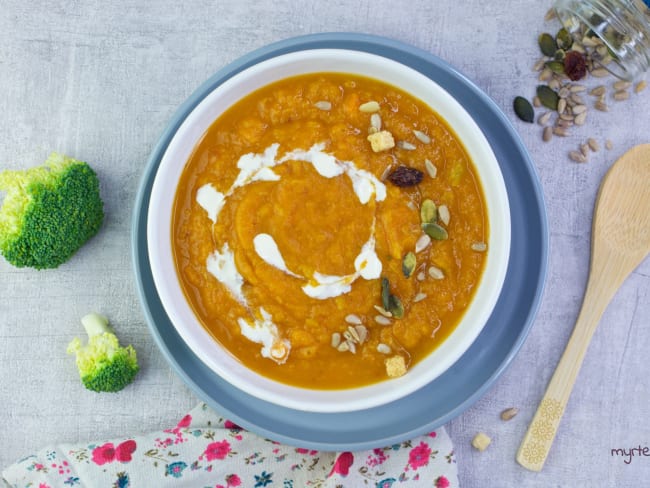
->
xmin=67 ymin=313 xmax=139 ymax=393
xmin=0 ymin=153 xmax=104 ymax=269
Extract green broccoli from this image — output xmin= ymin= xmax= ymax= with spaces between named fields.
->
xmin=0 ymin=153 xmax=104 ymax=269
xmin=67 ymin=313 xmax=139 ymax=393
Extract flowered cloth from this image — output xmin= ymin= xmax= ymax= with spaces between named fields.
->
xmin=2 ymin=402 xmax=458 ymax=487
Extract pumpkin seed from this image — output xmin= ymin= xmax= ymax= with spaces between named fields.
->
xmin=513 ymin=96 xmax=534 ymax=123
xmin=556 ymin=28 xmax=573 ymax=50
xmin=402 ymin=252 xmax=416 ymax=278
xmin=545 ymin=60 xmax=565 ymax=74
xmin=422 ymin=222 xmax=448 ymax=240
xmin=538 ymin=32 xmax=557 ymax=56
xmin=420 ymin=199 xmax=437 ymax=224
xmin=554 ymin=49 xmax=566 ymax=61
xmin=380 ymin=277 xmax=403 ymax=319
xmin=537 ymin=85 xmax=559 ymax=110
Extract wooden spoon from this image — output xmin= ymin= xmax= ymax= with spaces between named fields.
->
xmin=517 ymin=144 xmax=650 ymax=471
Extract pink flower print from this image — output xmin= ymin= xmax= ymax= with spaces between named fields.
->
xmin=91 ymin=443 xmax=116 ymax=465
xmin=329 ymin=452 xmax=354 ymax=477
xmin=224 ymin=420 xmax=242 ymax=430
xmin=226 ymin=473 xmax=242 ymax=486
xmin=407 ymin=442 xmax=432 ymax=470
xmin=205 ymin=440 xmax=231 ymax=461
xmin=428 ymin=431 xmax=437 ymax=438
xmin=39 ymin=484 xmax=51 ymax=488
xmin=115 ymin=440 xmax=137 ymax=462
xmin=177 ymin=414 xmax=192 ymax=428
xmin=435 ymin=475 xmax=450 ymax=488
xmin=91 ymin=440 xmax=137 ymax=465
xmin=295 ymin=447 xmax=318 ymax=456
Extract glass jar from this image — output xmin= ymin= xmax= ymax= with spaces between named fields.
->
xmin=554 ymin=0 xmax=650 ymax=80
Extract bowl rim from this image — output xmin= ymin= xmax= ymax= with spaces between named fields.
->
xmin=146 ymin=47 xmax=511 ymax=413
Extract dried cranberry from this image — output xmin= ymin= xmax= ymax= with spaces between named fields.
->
xmin=563 ymin=50 xmax=587 ymax=81
xmin=387 ymin=165 xmax=424 ymax=187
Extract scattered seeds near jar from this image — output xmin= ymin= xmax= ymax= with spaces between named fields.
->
xmin=513 ymin=6 xmax=648 ymax=161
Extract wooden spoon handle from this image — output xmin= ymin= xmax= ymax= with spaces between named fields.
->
xmin=516 ymin=278 xmax=612 ymax=471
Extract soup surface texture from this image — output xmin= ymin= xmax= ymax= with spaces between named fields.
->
xmin=173 ymin=73 xmax=488 ymax=389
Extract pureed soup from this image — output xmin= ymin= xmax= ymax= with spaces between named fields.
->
xmin=172 ymin=73 xmax=488 ymax=389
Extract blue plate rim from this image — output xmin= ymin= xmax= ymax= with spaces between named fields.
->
xmin=132 ymin=32 xmax=549 ymax=450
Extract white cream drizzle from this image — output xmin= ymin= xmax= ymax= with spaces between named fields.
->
xmin=237 ymin=308 xmax=290 ymax=364
xmin=197 ymin=143 xmax=389 ymax=360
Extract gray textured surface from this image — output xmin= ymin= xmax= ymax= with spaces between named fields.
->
xmin=1 ymin=1 xmax=649 ymax=486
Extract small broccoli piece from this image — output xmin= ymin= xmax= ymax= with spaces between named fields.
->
xmin=67 ymin=313 xmax=139 ymax=393
xmin=0 ymin=153 xmax=104 ymax=269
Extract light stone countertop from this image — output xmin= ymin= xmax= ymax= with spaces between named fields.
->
xmin=1 ymin=1 xmax=649 ymax=486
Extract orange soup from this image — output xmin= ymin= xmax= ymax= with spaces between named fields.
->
xmin=172 ymin=73 xmax=488 ymax=389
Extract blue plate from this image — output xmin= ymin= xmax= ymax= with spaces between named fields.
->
xmin=132 ymin=33 xmax=548 ymax=450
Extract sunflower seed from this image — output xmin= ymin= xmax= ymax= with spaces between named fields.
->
xmin=613 ymin=80 xmax=632 ymax=91
xmin=500 ymin=407 xmax=519 ymax=421
xmin=314 ymin=101 xmax=332 ymax=111
xmin=347 ymin=325 xmax=361 ymax=343
xmin=635 ymin=80 xmax=647 ymax=93
xmin=337 ymin=341 xmax=350 ymax=352
xmin=591 ymin=67 xmax=610 ymax=77
xmin=590 ymin=85 xmax=606 ymax=96
xmin=397 ymin=140 xmax=417 ymax=151
xmin=548 ymin=78 xmax=561 ymax=90
xmin=413 ymin=130 xmax=431 ymax=144
xmin=374 ymin=305 xmax=392 ymax=317
xmin=345 ymin=314 xmax=362 ymax=325
xmin=416 ymin=271 xmax=426 ymax=281
xmin=613 ymin=90 xmax=630 ymax=101
xmin=533 ymin=59 xmax=546 ymax=71
xmin=359 ymin=101 xmax=380 ymax=112
xmin=413 ymin=292 xmax=427 ymax=303
xmin=606 ymin=139 xmax=613 ymax=150
xmin=559 ymin=113 xmax=574 ymax=121
xmin=471 ymin=242 xmax=487 ymax=252
xmin=580 ymin=143 xmax=590 ymax=157
xmin=370 ymin=113 xmax=382 ymax=131
xmin=544 ymin=7 xmax=557 ymax=20
xmin=533 ymin=96 xmax=542 ymax=107
xmin=553 ymin=126 xmax=569 ymax=136
xmin=438 ymin=204 xmax=450 ymax=226
xmin=538 ymin=68 xmax=553 ymax=82
xmin=538 ymin=111 xmax=552 ymax=125
xmin=425 ymin=159 xmax=438 ymax=178
xmin=570 ymin=84 xmax=587 ymax=92
xmin=415 ymin=233 xmax=431 ymax=253
xmin=595 ymin=100 xmax=609 ymax=112
xmin=574 ymin=112 xmax=587 ymax=125
xmin=570 ymin=93 xmax=585 ymax=105
xmin=377 ymin=343 xmax=392 ymax=354
xmin=558 ymin=86 xmax=570 ymax=99
xmin=347 ymin=341 xmax=357 ymax=354
xmin=542 ymin=126 xmax=553 ymax=142
xmin=355 ymin=325 xmax=368 ymax=343
xmin=587 ymin=138 xmax=600 ymax=152
xmin=428 ymin=266 xmax=445 ymax=280
xmin=557 ymin=98 xmax=567 ymax=114
xmin=572 ymin=104 xmax=587 ymax=114
xmin=374 ymin=315 xmax=392 ymax=326
xmin=331 ymin=332 xmax=341 ymax=348
xmin=569 ymin=150 xmax=588 ymax=163
xmin=343 ymin=330 xmax=354 ymax=343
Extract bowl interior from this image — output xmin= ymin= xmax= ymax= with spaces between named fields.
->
xmin=147 ymin=49 xmax=511 ymax=413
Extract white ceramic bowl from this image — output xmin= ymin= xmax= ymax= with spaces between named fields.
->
xmin=147 ymin=49 xmax=511 ymax=413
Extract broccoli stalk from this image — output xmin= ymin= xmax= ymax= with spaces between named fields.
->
xmin=67 ymin=313 xmax=139 ymax=393
xmin=0 ymin=153 xmax=104 ymax=269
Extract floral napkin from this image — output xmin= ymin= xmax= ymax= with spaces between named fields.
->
xmin=2 ymin=402 xmax=458 ymax=488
